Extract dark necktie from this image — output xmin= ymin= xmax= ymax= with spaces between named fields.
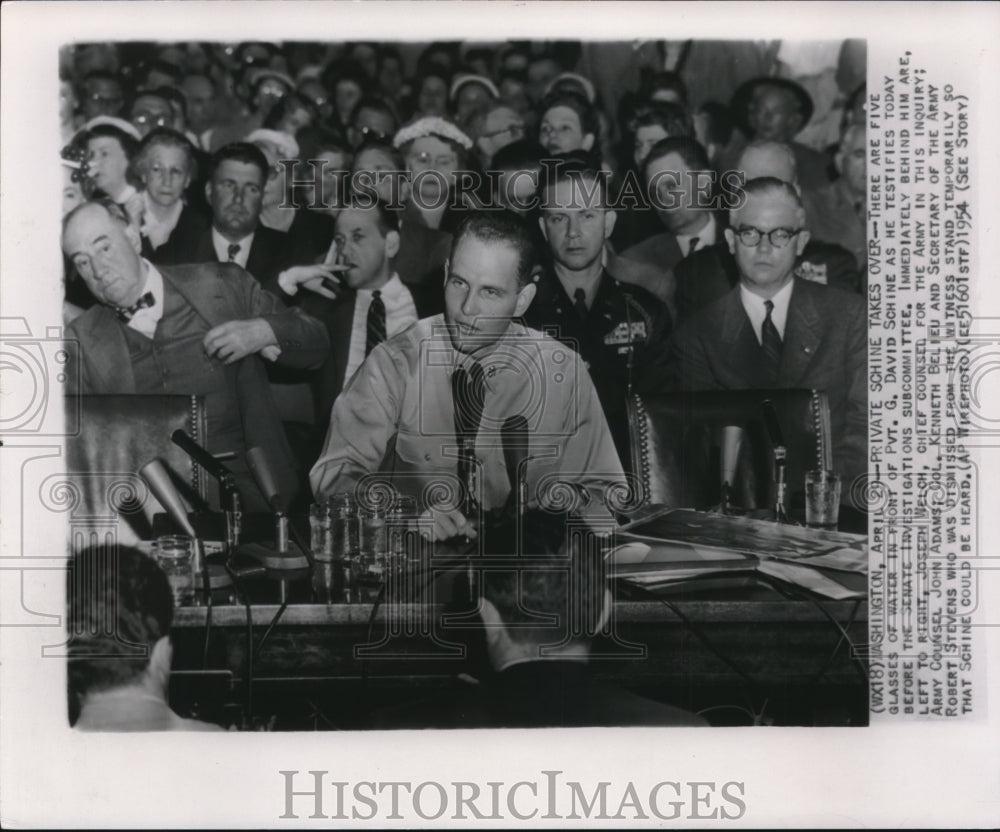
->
xmin=115 ymin=291 xmax=156 ymax=322
xmin=573 ymin=287 xmax=588 ymax=321
xmin=227 ymin=242 xmax=241 ymax=262
xmin=365 ymin=290 xmax=387 ymax=355
xmin=687 ymin=236 xmax=700 ymax=256
xmin=760 ymin=299 xmax=783 ymax=382
xmin=452 ymin=362 xmax=486 ymax=517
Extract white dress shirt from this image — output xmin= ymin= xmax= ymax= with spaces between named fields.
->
xmin=125 ymin=260 xmax=165 ymax=339
xmin=739 ymin=278 xmax=794 ymax=344
xmin=211 ymin=227 xmax=255 ymax=269
xmin=675 ymin=212 xmax=717 ymax=257
xmin=344 ymin=273 xmax=418 ymax=381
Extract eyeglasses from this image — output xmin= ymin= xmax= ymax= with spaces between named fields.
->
xmin=408 ymin=151 xmax=457 ymax=167
xmin=357 ymin=125 xmax=389 ymax=142
xmin=733 ymin=226 xmax=802 ymax=248
xmin=133 ymin=114 xmax=171 ymax=128
xmin=482 ymin=122 xmax=525 ymax=142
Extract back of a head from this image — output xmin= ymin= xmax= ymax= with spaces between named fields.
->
xmin=535 ymin=152 xmax=609 ymax=208
xmin=452 ymin=209 xmax=537 ymax=288
xmin=737 ymin=140 xmax=798 ymax=186
xmin=480 ymin=510 xmax=609 ymax=646
xmin=490 ymin=138 xmax=545 ymax=174
xmin=66 ymin=546 xmax=173 ymax=700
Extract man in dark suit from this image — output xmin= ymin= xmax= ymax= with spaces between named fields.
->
xmin=154 ymin=142 xmax=291 ymax=295
xmin=62 ymin=199 xmax=329 ymax=510
xmin=617 ymin=136 xmax=726 ymax=318
xmin=278 ymin=200 xmax=438 ymax=439
xmin=375 ymin=511 xmax=706 ymax=729
xmin=525 ymin=156 xmax=674 ymax=472
xmin=671 ymin=178 xmax=866 ymax=493
xmin=674 ymin=141 xmax=861 ymax=322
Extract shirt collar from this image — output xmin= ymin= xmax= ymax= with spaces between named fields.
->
xmin=675 ymin=212 xmax=715 ymax=252
xmin=357 ymin=272 xmax=405 ymax=299
xmin=211 ymin=226 xmax=255 ymax=261
xmin=140 ymin=259 xmax=165 ymax=308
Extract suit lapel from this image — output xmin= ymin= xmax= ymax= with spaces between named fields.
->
xmin=79 ymin=306 xmax=136 ymax=392
xmin=331 ymin=295 xmax=355 ymax=395
xmin=778 ymin=280 xmax=821 ymax=386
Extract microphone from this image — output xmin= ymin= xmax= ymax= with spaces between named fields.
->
xmin=139 ymin=458 xmax=197 ymax=539
xmin=761 ymin=399 xmax=789 ymax=523
xmin=719 ymin=425 xmax=744 ymax=514
xmin=501 ymin=415 xmax=529 ymax=518
xmin=240 ymin=446 xmax=310 ymax=588
xmin=171 ymin=429 xmax=233 ymax=484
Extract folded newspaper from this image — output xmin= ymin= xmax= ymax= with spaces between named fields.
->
xmin=612 ymin=508 xmax=868 ymax=600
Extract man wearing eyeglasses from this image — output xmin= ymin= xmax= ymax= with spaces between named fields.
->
xmin=347 ymin=96 xmax=399 ymax=150
xmin=474 ymin=103 xmax=526 ymax=167
xmin=671 ymin=177 xmax=867 ymax=493
xmin=130 ymin=91 xmax=175 ymax=139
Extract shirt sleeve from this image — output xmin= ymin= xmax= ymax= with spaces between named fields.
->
xmin=309 ymin=342 xmax=407 ymax=501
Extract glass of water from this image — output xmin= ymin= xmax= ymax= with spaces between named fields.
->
xmin=805 ymin=470 xmax=842 ymax=529
xmin=153 ymin=535 xmax=195 ymax=606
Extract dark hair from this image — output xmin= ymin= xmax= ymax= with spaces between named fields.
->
xmin=643 ymin=136 xmax=711 ymax=181
xmin=207 ymin=141 xmax=268 ymax=183
xmin=262 ymin=91 xmax=318 ymax=130
xmin=297 ymin=124 xmax=352 ymax=164
xmin=351 ymin=136 xmax=404 ymax=171
xmin=536 ymin=151 xmax=609 ymax=208
xmin=340 ymin=197 xmax=400 ymax=237
xmin=348 ymin=95 xmax=399 ymax=131
xmin=639 ymin=70 xmax=689 ymax=107
xmin=539 ymin=89 xmax=598 ymax=139
xmin=631 ymin=101 xmax=693 ymax=140
xmin=696 ymin=101 xmax=734 ymax=148
xmin=137 ymin=59 xmax=182 ymax=89
xmin=321 ymin=59 xmax=371 ymax=100
xmin=451 ymin=210 xmax=537 ymax=288
xmin=84 ymin=122 xmax=139 ymax=159
xmin=133 ymin=127 xmax=197 ymax=181
xmin=491 ymin=138 xmax=545 ymax=173
xmin=480 ymin=510 xmax=609 ymax=644
xmin=66 ymin=546 xmax=174 ymax=698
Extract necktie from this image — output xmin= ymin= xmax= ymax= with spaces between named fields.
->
xmin=227 ymin=242 xmax=241 ymax=262
xmin=365 ymin=290 xmax=387 ymax=355
xmin=115 ymin=291 xmax=155 ymax=322
xmin=452 ymin=362 xmax=486 ymax=517
xmin=573 ymin=287 xmax=588 ymax=320
xmin=688 ymin=236 xmax=700 ymax=256
xmin=760 ymin=299 xmax=783 ymax=382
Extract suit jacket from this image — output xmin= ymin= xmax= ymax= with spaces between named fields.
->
xmin=805 ymin=178 xmax=867 ymax=271
xmin=65 ymin=262 xmax=330 ymax=503
xmin=671 ymin=278 xmax=867 ymax=488
xmin=141 ymin=203 xmax=209 ymax=264
xmin=153 ymin=224 xmax=292 ymax=296
xmin=674 ymin=238 xmax=860 ymax=322
xmin=300 ymin=281 xmax=440 ymax=430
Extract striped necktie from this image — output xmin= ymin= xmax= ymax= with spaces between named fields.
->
xmin=227 ymin=243 xmax=241 ymax=262
xmin=760 ymin=299 xmax=782 ymax=382
xmin=365 ymin=290 xmax=387 ymax=355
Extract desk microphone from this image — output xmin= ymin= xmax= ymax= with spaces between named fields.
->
xmin=171 ymin=429 xmax=243 ymax=553
xmin=501 ymin=415 xmax=529 ymax=519
xmin=242 ymin=446 xmax=310 ymax=587
xmin=761 ymin=399 xmax=789 ymax=523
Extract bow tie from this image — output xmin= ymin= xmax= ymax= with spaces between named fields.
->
xmin=115 ymin=291 xmax=156 ymax=322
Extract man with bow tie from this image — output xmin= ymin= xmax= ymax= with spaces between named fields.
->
xmin=310 ymin=210 xmax=625 ymax=542
xmin=62 ymin=198 xmax=329 ymax=509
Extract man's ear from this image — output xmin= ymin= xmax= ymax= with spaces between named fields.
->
xmin=795 ymin=228 xmax=811 ymax=256
xmin=384 ymin=229 xmax=401 ymax=260
xmin=123 ymin=220 xmax=142 ymax=255
xmin=724 ymin=226 xmax=737 ymax=255
xmin=603 ymin=207 xmax=617 ymax=240
xmin=148 ymin=636 xmax=172 ymax=693
xmin=581 ymin=132 xmax=595 ymax=152
xmin=833 ymin=148 xmax=845 ymax=177
xmin=514 ymin=280 xmax=537 ymax=317
xmin=204 ymin=180 xmax=213 ymax=206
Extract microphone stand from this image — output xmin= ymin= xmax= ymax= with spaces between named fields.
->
xmin=772 ymin=444 xmax=789 ymax=524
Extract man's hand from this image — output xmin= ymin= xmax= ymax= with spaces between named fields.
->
xmin=277 ymin=264 xmax=348 ymax=300
xmin=203 ymin=319 xmax=278 ymax=365
xmin=418 ymin=507 xmax=478 ymax=542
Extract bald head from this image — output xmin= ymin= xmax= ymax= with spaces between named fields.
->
xmin=737 ymin=141 xmax=798 ymax=186
xmin=63 ymin=201 xmax=145 ymax=308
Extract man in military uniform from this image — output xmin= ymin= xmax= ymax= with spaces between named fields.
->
xmin=525 ymin=155 xmax=674 ymax=471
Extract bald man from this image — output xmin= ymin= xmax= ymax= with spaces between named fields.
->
xmin=670 ymin=178 xmax=867 ymax=493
